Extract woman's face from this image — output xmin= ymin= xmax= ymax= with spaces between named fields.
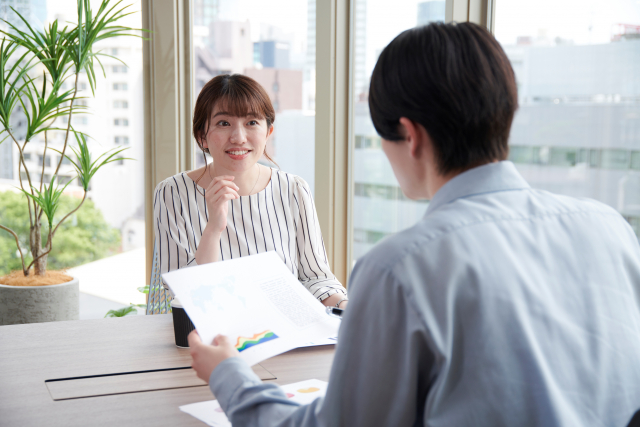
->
xmin=201 ymin=104 xmax=273 ymax=172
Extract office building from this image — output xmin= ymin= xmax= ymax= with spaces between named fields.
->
xmin=244 ymin=68 xmax=302 ymax=113
xmin=193 ymin=0 xmax=220 ymax=47
xmin=253 ymin=40 xmax=291 ymax=69
xmin=0 ymin=0 xmax=46 ymax=30
xmin=417 ymin=1 xmax=445 ymax=26
xmin=0 ymin=0 xmax=47 ymax=179
xmin=506 ymin=37 xmax=640 ymax=238
xmin=208 ymin=20 xmax=254 ymax=74
xmin=353 ymin=0 xmax=367 ymax=99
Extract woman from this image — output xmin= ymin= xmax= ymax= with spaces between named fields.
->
xmin=154 ymin=74 xmax=348 ymax=309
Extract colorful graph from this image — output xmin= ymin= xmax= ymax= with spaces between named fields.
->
xmin=235 ymin=330 xmax=279 ymax=352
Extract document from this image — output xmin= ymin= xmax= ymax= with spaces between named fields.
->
xmin=179 ymin=379 xmax=328 ymax=427
xmin=162 ymin=251 xmax=340 ymax=367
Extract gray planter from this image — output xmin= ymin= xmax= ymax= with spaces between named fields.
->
xmin=0 ymin=276 xmax=79 ymax=325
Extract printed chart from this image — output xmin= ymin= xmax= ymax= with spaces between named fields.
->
xmin=235 ymin=330 xmax=279 ymax=352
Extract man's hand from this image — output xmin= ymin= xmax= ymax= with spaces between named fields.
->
xmin=188 ymin=331 xmax=240 ymax=383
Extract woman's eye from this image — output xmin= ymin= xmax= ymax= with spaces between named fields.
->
xmin=217 ymin=120 xmax=229 ymax=126
xmin=248 ymin=120 xmax=258 ymax=126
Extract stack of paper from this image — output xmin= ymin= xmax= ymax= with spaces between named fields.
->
xmin=180 ymin=379 xmax=328 ymax=427
xmin=162 ymin=252 xmax=341 ymax=367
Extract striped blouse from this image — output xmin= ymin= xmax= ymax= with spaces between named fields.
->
xmin=153 ymin=167 xmax=346 ymax=302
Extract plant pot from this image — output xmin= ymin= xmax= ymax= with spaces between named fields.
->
xmin=0 ymin=276 xmax=79 ymax=325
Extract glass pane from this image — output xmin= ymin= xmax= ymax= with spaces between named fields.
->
xmin=191 ymin=0 xmax=316 ymax=193
xmin=0 ymin=1 xmax=146 ymax=318
xmin=351 ymin=0 xmax=442 ymax=263
xmin=495 ymin=0 xmax=640 ymax=240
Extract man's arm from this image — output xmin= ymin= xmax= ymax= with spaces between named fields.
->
xmin=200 ymin=257 xmax=435 ymax=426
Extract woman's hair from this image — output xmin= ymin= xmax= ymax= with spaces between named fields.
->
xmin=369 ymin=22 xmax=518 ymax=175
xmin=192 ymin=74 xmax=276 ymax=164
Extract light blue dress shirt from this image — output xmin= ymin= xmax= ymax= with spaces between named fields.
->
xmin=209 ymin=161 xmax=640 ymax=427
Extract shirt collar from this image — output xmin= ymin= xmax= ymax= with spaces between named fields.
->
xmin=426 ymin=161 xmax=530 ymax=215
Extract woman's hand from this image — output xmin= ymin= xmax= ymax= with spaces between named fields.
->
xmin=188 ymin=331 xmax=240 ymax=383
xmin=322 ymin=293 xmax=348 ymax=309
xmin=205 ymin=175 xmax=239 ymax=234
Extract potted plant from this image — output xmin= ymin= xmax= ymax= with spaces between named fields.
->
xmin=0 ymin=0 xmax=140 ymax=325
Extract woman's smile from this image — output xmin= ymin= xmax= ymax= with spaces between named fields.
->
xmin=226 ymin=149 xmax=252 ymax=160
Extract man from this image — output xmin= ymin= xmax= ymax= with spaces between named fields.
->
xmin=188 ymin=22 xmax=640 ymax=426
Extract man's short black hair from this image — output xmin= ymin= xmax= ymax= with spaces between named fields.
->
xmin=369 ymin=22 xmax=518 ymax=175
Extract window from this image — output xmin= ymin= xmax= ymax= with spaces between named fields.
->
xmin=38 ymin=155 xmax=51 ymax=167
xmin=114 ymin=136 xmax=130 ymax=145
xmin=349 ymin=0 xmax=433 ymax=263
xmin=113 ymin=100 xmax=129 ymax=109
xmin=191 ymin=0 xmax=316 ymax=192
xmin=0 ymin=1 xmax=147 ymax=318
xmin=23 ymin=152 xmax=31 ymax=161
xmin=495 ymin=0 xmax=640 ymax=240
xmin=61 ymin=156 xmax=71 ymax=165
xmin=58 ymin=175 xmax=73 ymax=185
xmin=113 ymin=83 xmax=128 ymax=91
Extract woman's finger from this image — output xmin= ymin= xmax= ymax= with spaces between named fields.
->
xmin=207 ymin=179 xmax=239 ymax=194
xmin=213 ymin=187 xmax=239 ymax=201
xmin=213 ymin=192 xmax=238 ymax=205
xmin=207 ymin=175 xmax=239 ymax=191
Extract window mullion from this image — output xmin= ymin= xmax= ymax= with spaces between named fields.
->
xmin=142 ymin=0 xmax=194 ymax=287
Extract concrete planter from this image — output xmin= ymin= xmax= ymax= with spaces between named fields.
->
xmin=0 ymin=276 xmax=79 ymax=325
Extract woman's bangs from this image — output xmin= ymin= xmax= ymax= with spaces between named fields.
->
xmin=217 ymin=88 xmax=266 ymax=120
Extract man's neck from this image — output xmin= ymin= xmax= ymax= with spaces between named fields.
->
xmin=426 ymin=160 xmax=500 ymax=199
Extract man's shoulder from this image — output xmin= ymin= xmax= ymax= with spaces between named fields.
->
xmin=361 ymin=188 xmax=628 ymax=272
xmin=431 ymin=187 xmax=623 ymax=228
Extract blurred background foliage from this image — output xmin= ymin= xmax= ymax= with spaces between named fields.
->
xmin=0 ymin=190 xmax=120 ymax=275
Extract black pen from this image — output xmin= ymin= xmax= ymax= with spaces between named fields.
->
xmin=325 ymin=306 xmax=344 ymax=319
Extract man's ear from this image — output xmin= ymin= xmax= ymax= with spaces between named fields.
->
xmin=399 ymin=117 xmax=423 ymax=159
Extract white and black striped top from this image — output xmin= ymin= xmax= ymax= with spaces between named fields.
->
xmin=153 ymin=167 xmax=346 ymax=302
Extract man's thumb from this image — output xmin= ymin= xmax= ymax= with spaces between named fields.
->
xmin=188 ymin=330 xmax=202 ymax=347
xmin=214 ymin=334 xmax=230 ymax=346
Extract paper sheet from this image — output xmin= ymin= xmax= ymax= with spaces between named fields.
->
xmin=179 ymin=379 xmax=328 ymax=427
xmin=162 ymin=251 xmax=340 ymax=367
xmin=298 ymin=335 xmax=337 ymax=347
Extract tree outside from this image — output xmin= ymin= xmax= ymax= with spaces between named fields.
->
xmin=0 ymin=191 xmax=120 ymax=276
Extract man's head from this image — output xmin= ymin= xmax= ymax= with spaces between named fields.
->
xmin=369 ymin=22 xmax=517 ymax=198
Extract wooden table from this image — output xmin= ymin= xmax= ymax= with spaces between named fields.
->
xmin=0 ymin=314 xmax=335 ymax=426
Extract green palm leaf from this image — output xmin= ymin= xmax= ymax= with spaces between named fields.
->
xmin=18 ymin=176 xmax=72 ymax=229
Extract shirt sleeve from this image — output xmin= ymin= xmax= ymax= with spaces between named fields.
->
xmin=291 ymin=177 xmax=347 ymax=302
xmin=153 ymin=179 xmax=198 ymax=275
xmin=209 ymin=256 xmax=435 ymax=427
